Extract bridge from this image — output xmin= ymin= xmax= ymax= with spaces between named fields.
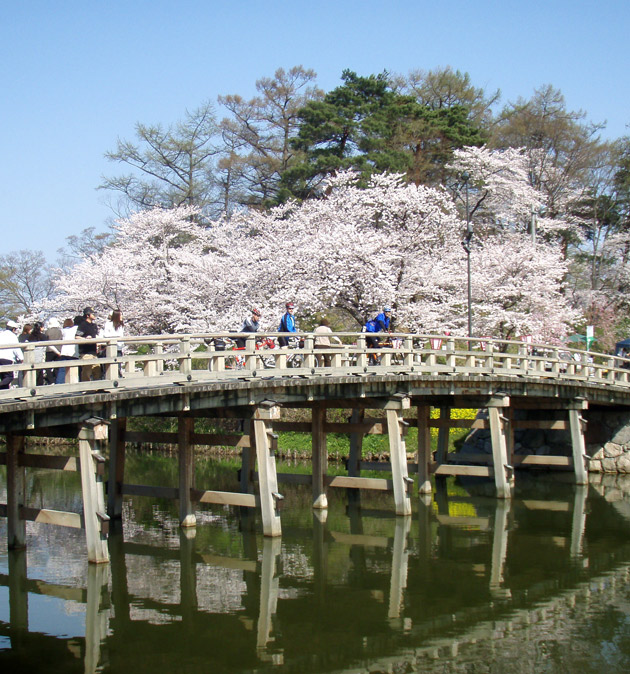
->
xmin=2 ymin=331 xmax=630 ymax=562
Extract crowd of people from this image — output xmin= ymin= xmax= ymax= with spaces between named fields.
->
xmin=1 ymin=302 xmax=394 ymax=388
xmin=0 ymin=308 xmax=125 ymax=389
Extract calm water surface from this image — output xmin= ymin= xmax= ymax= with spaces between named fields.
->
xmin=2 ymin=454 xmax=630 ymax=673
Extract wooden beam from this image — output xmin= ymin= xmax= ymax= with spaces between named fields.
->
xmin=19 ymin=454 xmax=79 ymax=471
xmin=326 ymin=475 xmax=392 ymax=491
xmin=193 ymin=489 xmax=256 ymax=508
xmin=21 ymin=506 xmax=83 ymax=529
xmin=432 ymin=464 xmax=494 ymax=477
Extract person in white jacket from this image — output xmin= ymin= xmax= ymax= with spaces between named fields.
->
xmin=0 ymin=320 xmax=23 ymax=389
xmin=102 ymin=309 xmax=125 ymax=375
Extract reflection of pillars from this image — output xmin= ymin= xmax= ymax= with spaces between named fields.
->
xmin=108 ymin=526 xmax=131 ymax=627
xmin=107 ymin=417 xmax=127 ymax=519
xmin=312 ymin=406 xmax=328 ymax=509
xmin=571 ymin=485 xmax=588 ymax=558
xmin=387 ymin=399 xmax=412 ymax=516
xmin=417 ymin=494 xmax=433 ymax=572
xmin=8 ymin=548 xmax=28 ymax=647
xmin=7 ymin=433 xmax=26 ymax=549
xmin=253 ymin=403 xmax=282 ymax=537
xmin=257 ymin=537 xmax=282 ymax=653
xmin=388 ymin=516 xmax=411 ymax=622
xmin=180 ymin=528 xmax=198 ymax=621
xmin=347 ymin=497 xmax=366 ymax=579
xmin=79 ymin=422 xmax=109 ymax=563
xmin=178 ymin=416 xmax=196 ymax=528
xmin=569 ymin=402 xmax=588 ymax=485
xmin=488 ymin=400 xmax=511 ymax=498
xmin=489 ymin=500 xmax=511 ymax=599
xmin=416 ymin=405 xmax=432 ymax=494
xmin=312 ymin=509 xmax=328 ymax=601
xmin=84 ymin=563 xmax=109 ymax=674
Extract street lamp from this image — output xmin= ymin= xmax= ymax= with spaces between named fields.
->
xmin=461 ymin=172 xmax=473 ymax=339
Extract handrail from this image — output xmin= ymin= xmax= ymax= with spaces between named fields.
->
xmin=2 ymin=331 xmax=630 ymax=400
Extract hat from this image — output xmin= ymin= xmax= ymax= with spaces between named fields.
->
xmin=252 ymin=308 xmax=261 ymax=316
xmin=83 ymin=306 xmax=95 ymax=317
xmin=383 ymin=306 xmax=392 ymax=312
xmin=286 ymin=302 xmax=295 ymax=309
xmin=47 ymin=317 xmax=60 ymax=329
xmin=6 ymin=320 xmax=19 ymax=330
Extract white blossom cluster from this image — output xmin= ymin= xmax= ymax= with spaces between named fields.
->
xmin=41 ymin=148 xmax=578 ymax=341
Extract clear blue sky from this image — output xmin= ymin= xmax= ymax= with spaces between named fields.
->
xmin=2 ymin=0 xmax=628 ymax=261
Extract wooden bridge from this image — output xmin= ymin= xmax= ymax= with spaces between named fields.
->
xmin=2 ymin=331 xmax=630 ymax=563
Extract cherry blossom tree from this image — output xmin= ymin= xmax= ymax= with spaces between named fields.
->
xmin=44 ymin=164 xmax=580 ymax=342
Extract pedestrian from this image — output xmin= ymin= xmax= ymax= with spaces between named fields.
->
xmin=45 ymin=317 xmax=63 ymax=384
xmin=76 ymin=307 xmax=102 ymax=382
xmin=102 ymin=309 xmax=125 ymax=375
xmin=237 ymin=308 xmax=261 ymax=348
xmin=26 ymin=322 xmax=60 ymax=385
xmin=277 ymin=302 xmax=297 ymax=347
xmin=57 ymin=318 xmax=80 ymax=384
xmin=0 ymin=320 xmax=23 ymax=389
xmin=313 ymin=318 xmax=342 ymax=367
xmin=18 ymin=323 xmax=32 ymax=343
xmin=364 ymin=306 xmax=392 ymax=365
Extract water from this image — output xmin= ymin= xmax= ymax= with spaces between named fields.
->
xmin=2 ymin=454 xmax=630 ymax=673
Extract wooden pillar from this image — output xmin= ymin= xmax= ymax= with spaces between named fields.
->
xmin=178 ymin=415 xmax=196 ymax=528
xmin=488 ymin=397 xmax=511 ymax=499
xmin=79 ymin=421 xmax=110 ymax=563
xmin=386 ymin=396 xmax=412 ymax=516
xmin=7 ymin=433 xmax=26 ymax=549
xmin=107 ymin=418 xmax=127 ymax=519
xmin=240 ymin=418 xmax=255 ymax=494
xmin=435 ymin=407 xmax=450 ymax=465
xmin=569 ymin=400 xmax=588 ymax=485
xmin=253 ymin=402 xmax=282 ymax=537
xmin=312 ymin=405 xmax=328 ymax=509
xmin=347 ymin=408 xmax=364 ymax=477
xmin=416 ymin=405 xmax=432 ymax=494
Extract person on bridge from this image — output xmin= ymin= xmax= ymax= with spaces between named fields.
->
xmin=76 ymin=307 xmax=102 ymax=382
xmin=236 ymin=308 xmax=261 ymax=348
xmin=314 ymin=318 xmax=342 ymax=367
xmin=364 ymin=306 xmax=392 ymax=365
xmin=0 ymin=320 xmax=23 ymax=389
xmin=277 ymin=302 xmax=297 ymax=347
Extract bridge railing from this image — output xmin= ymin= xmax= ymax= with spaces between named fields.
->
xmin=2 ymin=332 xmax=630 ymax=399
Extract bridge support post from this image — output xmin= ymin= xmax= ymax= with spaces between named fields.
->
xmin=386 ymin=396 xmax=412 ymax=516
xmin=7 ymin=433 xmax=26 ymax=549
xmin=488 ymin=396 xmax=511 ymax=499
xmin=79 ymin=421 xmax=110 ymax=563
xmin=107 ymin=418 xmax=127 ymax=520
xmin=435 ymin=407 xmax=450 ymax=465
xmin=240 ymin=418 xmax=255 ymax=494
xmin=253 ymin=402 xmax=282 ymax=537
xmin=178 ymin=416 xmax=196 ymax=528
xmin=569 ymin=399 xmax=588 ymax=485
xmin=416 ymin=405 xmax=432 ymax=494
xmin=312 ymin=405 xmax=328 ymax=509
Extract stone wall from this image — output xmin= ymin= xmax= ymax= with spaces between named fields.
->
xmin=459 ymin=408 xmax=630 ymax=474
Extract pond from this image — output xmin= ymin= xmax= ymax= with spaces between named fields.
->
xmin=2 ymin=453 xmax=630 ymax=673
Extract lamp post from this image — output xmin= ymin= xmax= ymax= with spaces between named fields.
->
xmin=461 ymin=172 xmax=473 ymax=340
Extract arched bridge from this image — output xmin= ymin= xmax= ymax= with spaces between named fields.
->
xmin=2 ymin=332 xmax=630 ymax=562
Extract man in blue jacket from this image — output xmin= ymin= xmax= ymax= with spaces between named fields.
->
xmin=364 ymin=306 xmax=392 ymax=364
xmin=278 ymin=303 xmax=297 ymax=347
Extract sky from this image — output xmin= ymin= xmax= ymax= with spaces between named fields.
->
xmin=2 ymin=0 xmax=629 ymax=262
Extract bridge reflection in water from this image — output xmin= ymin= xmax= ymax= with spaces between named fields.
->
xmin=2 ymin=469 xmax=630 ymax=673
